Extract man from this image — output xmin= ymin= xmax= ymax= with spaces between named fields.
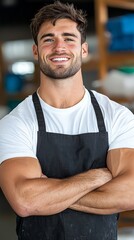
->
xmin=0 ymin=1 xmax=134 ymax=239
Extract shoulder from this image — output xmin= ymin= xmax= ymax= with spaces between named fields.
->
xmin=0 ymin=95 xmax=38 ymax=163
xmin=90 ymin=90 xmax=133 ymax=120
xmin=89 ymin=90 xmax=134 ymax=149
xmin=0 ymin=95 xmax=36 ymax=129
xmin=90 ymin=90 xmax=123 ymax=110
xmin=0 ymin=94 xmax=38 ymax=146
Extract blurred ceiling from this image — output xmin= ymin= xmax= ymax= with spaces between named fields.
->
xmin=0 ymin=0 xmax=94 ymax=27
xmin=0 ymin=0 xmax=131 ymax=41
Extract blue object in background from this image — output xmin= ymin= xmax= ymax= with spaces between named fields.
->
xmin=106 ymin=14 xmax=134 ymax=37
xmin=108 ymin=34 xmax=134 ymax=51
xmin=106 ymin=14 xmax=134 ymax=52
xmin=4 ymin=73 xmax=24 ymax=93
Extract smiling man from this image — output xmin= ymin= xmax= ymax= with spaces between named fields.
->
xmin=0 ymin=1 xmax=134 ymax=240
xmin=34 ymin=18 xmax=85 ymax=84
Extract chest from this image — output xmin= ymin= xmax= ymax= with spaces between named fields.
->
xmin=33 ymin=91 xmax=109 ymax=178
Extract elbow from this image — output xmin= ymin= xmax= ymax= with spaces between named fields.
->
xmin=13 ymin=201 xmax=32 ymax=217
xmin=12 ymin=196 xmax=36 ymax=217
xmin=14 ymin=197 xmax=51 ymax=217
xmin=13 ymin=189 xmax=40 ymax=217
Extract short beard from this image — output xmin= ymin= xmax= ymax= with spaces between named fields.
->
xmin=38 ymin=56 xmax=82 ymax=80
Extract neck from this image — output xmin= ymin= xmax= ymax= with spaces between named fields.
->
xmin=38 ymin=71 xmax=85 ymax=108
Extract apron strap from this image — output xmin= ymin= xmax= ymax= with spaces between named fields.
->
xmin=32 ymin=92 xmax=46 ymax=131
xmin=89 ymin=90 xmax=106 ymax=133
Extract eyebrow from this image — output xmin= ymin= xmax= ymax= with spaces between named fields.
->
xmin=40 ymin=32 xmax=78 ymax=41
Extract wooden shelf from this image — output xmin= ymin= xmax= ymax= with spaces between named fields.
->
xmin=92 ymin=0 xmax=134 ymax=79
xmin=107 ymin=52 xmax=134 ymax=66
xmin=104 ymin=0 xmax=134 ymax=10
xmin=82 ymin=51 xmax=134 ymax=72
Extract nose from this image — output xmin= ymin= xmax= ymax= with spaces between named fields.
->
xmin=53 ymin=38 xmax=66 ymax=52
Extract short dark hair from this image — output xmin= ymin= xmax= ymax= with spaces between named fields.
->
xmin=30 ymin=1 xmax=88 ymax=45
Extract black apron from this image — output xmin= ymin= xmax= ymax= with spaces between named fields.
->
xmin=16 ymin=90 xmax=118 ymax=240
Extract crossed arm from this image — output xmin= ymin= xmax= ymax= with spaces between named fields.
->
xmin=71 ymin=148 xmax=134 ymax=214
xmin=0 ymin=148 xmax=134 ymax=217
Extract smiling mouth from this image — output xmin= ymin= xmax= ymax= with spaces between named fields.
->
xmin=50 ymin=57 xmax=70 ymax=62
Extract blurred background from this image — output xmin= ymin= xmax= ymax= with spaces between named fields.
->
xmin=0 ymin=0 xmax=134 ymax=239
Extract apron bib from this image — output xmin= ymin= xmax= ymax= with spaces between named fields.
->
xmin=16 ymin=90 xmax=118 ymax=240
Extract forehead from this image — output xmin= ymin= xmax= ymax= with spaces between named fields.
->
xmin=38 ymin=18 xmax=81 ymax=39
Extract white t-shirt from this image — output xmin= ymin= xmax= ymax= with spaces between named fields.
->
xmin=0 ymin=89 xmax=134 ymax=164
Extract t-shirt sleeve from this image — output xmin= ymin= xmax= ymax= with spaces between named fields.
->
xmin=108 ymin=105 xmax=134 ymax=150
xmin=0 ymin=114 xmax=37 ymax=164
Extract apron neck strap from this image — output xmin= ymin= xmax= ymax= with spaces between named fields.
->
xmin=32 ymin=92 xmax=46 ymax=131
xmin=89 ymin=90 xmax=106 ymax=133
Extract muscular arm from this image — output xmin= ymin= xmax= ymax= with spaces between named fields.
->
xmin=0 ymin=157 xmax=112 ymax=217
xmin=70 ymin=148 xmax=134 ymax=214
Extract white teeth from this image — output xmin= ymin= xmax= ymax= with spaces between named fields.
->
xmin=52 ymin=57 xmax=68 ymax=62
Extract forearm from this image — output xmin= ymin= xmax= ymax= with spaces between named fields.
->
xmin=70 ymin=189 xmax=120 ymax=215
xmin=16 ymin=175 xmax=89 ymax=216
xmin=14 ymin=168 xmax=111 ymax=217
xmin=70 ymin=173 xmax=134 ymax=215
xmin=70 ymin=201 xmax=118 ymax=215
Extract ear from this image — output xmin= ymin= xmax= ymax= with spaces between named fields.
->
xmin=32 ymin=44 xmax=38 ymax=60
xmin=82 ymin=42 xmax=88 ymax=59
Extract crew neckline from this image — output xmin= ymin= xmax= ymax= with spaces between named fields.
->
xmin=37 ymin=88 xmax=90 ymax=113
